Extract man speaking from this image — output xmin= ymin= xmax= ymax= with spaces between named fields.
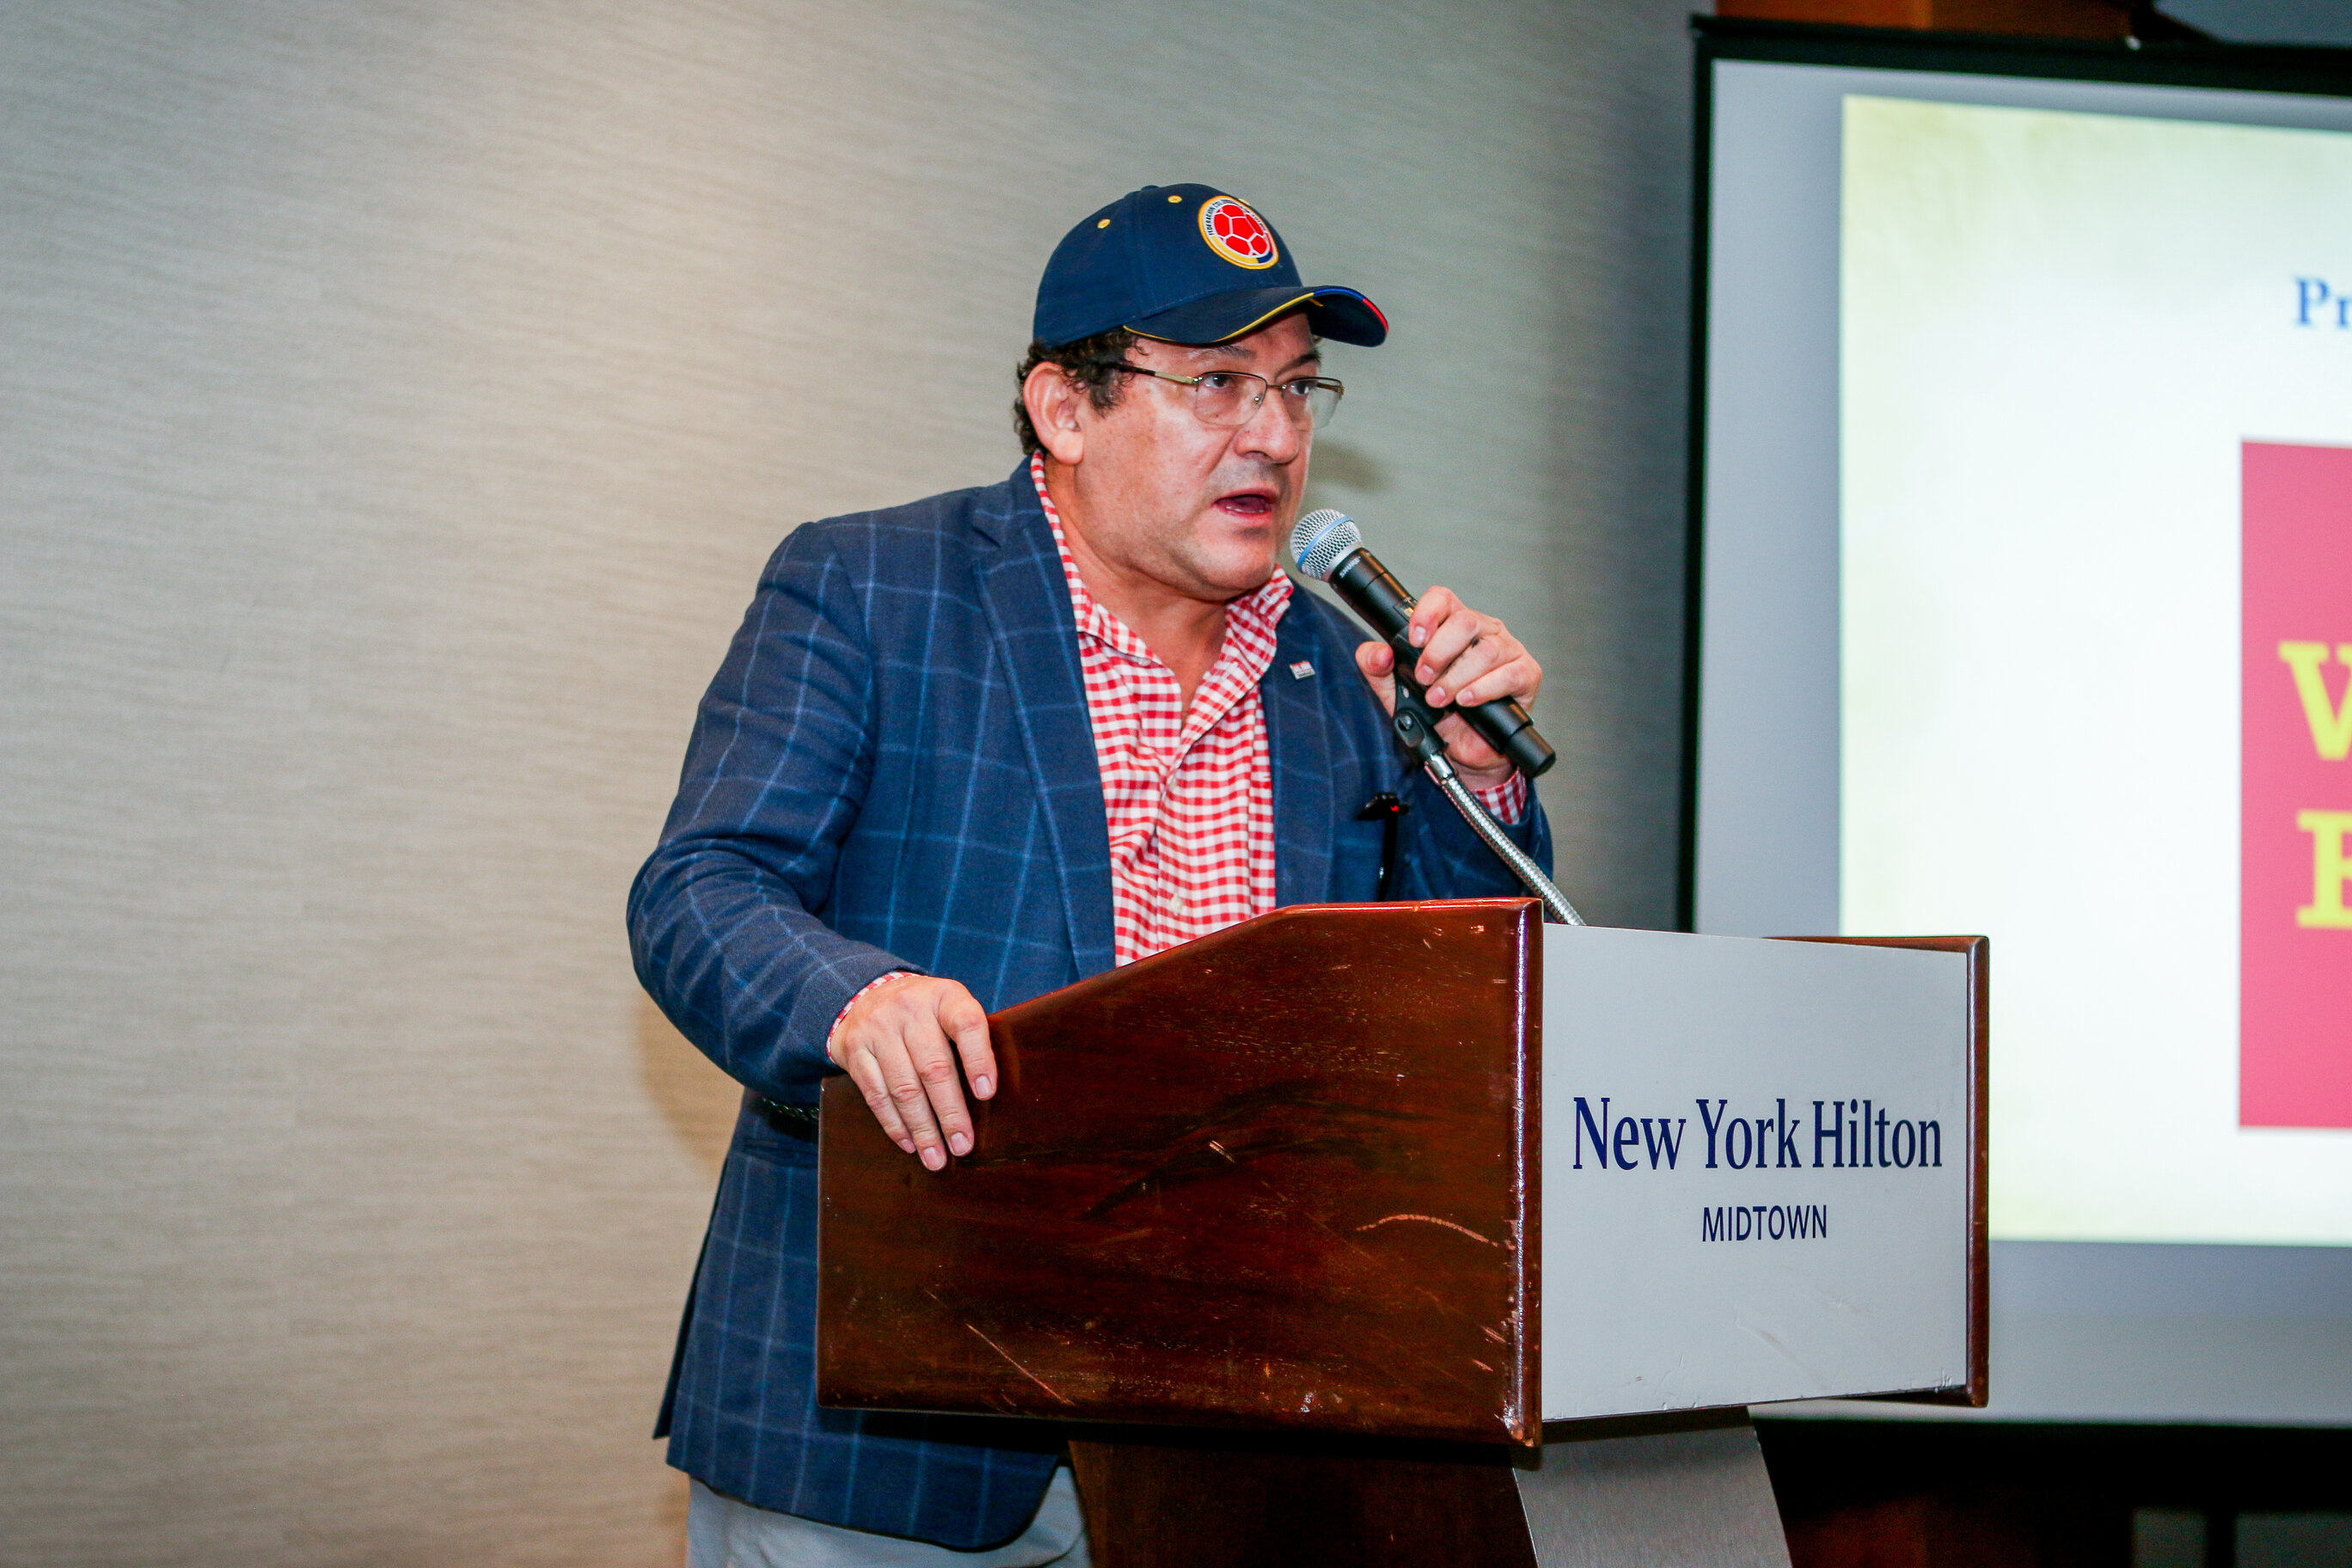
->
xmin=629 ymin=183 xmax=1554 ymax=1565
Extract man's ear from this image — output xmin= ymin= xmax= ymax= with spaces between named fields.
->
xmin=1021 ymin=363 xmax=1087 ymax=465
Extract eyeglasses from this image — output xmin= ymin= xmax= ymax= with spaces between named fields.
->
xmin=1111 ymin=364 xmax=1345 ymax=430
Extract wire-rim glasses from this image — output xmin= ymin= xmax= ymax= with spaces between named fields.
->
xmin=1111 ymin=363 xmax=1344 ymax=430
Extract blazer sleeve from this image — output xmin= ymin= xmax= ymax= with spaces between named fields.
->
xmin=1387 ymin=762 xmax=1556 ymax=903
xmin=626 ymin=524 xmax=914 ymax=1104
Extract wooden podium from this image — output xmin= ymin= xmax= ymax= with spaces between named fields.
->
xmin=817 ymin=900 xmax=1987 ymax=1565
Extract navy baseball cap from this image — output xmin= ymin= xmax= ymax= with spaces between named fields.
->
xmin=1032 ymin=183 xmax=1387 ymax=350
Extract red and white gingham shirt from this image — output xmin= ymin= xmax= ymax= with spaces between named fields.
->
xmin=830 ymin=458 xmax=1531 ymax=1035
xmin=1035 ymin=455 xmax=1291 ymax=966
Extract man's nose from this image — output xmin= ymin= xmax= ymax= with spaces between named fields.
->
xmin=1233 ymin=388 xmax=1303 ymax=463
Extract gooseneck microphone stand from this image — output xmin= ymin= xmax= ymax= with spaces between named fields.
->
xmin=1385 ymin=668 xmax=1584 ymax=927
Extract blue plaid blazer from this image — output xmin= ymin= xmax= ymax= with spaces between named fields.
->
xmin=628 ymin=461 xmax=1553 ymax=1549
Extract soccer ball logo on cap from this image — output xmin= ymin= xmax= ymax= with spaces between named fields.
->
xmin=1197 ymin=195 xmax=1278 ymax=269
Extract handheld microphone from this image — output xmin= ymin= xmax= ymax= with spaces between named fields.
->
xmin=1290 ymin=509 xmax=1556 ymax=780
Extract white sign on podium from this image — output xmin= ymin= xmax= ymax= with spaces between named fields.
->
xmin=1539 ymin=925 xmax=1980 ymax=1423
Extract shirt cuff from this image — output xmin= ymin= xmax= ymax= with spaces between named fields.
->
xmin=826 ymin=970 xmax=920 ymax=1057
xmin=1472 ymin=771 xmax=1530 ymax=826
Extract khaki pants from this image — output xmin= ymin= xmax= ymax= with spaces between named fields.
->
xmin=686 ymin=1468 xmax=1090 ymax=1568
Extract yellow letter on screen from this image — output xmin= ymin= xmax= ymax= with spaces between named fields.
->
xmin=2277 ymin=642 xmax=2352 ymax=761
xmin=2296 ymin=811 xmax=2352 ymax=929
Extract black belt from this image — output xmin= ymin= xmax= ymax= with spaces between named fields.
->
xmin=750 ymin=1093 xmax=819 ymax=1143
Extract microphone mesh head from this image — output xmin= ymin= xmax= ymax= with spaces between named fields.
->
xmin=1289 ymin=509 xmax=1362 ymax=583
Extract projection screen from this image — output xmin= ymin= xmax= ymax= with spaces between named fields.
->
xmin=1687 ymin=24 xmax=2352 ymax=1424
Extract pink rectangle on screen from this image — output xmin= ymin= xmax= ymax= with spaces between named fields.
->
xmin=2242 ymin=441 xmax=2352 ymax=1128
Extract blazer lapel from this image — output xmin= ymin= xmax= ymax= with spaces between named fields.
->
xmin=971 ymin=468 xmax=1118 ymax=978
xmin=1264 ymin=601 xmax=1341 ymax=907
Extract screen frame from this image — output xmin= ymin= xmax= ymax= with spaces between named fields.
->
xmin=1675 ymin=15 xmax=2352 ymax=933
xmin=1676 ymin=18 xmax=2352 ymax=1426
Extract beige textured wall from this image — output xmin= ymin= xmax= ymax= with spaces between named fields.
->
xmin=0 ymin=2 xmax=1697 ymax=1562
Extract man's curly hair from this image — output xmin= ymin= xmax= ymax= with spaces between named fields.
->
xmin=1011 ymin=327 xmax=1137 ymax=456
